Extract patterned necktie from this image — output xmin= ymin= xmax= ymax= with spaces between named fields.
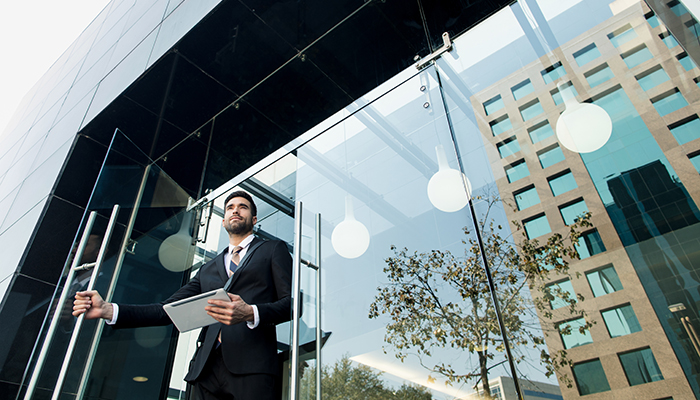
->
xmin=228 ymin=245 xmax=242 ymax=277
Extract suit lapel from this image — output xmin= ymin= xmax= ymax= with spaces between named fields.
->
xmin=215 ymin=250 xmax=228 ymax=284
xmin=223 ymin=238 xmax=265 ymax=291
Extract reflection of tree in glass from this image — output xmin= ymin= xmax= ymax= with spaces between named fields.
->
xmin=300 ymin=355 xmax=432 ymax=399
xmin=369 ymin=193 xmax=593 ymax=398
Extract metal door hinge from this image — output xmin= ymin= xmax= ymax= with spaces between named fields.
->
xmin=416 ymin=32 xmax=453 ymax=70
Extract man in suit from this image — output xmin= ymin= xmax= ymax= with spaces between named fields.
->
xmin=73 ymin=190 xmax=292 ymax=399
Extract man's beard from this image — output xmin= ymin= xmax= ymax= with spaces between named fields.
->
xmin=224 ymin=217 xmax=253 ymax=235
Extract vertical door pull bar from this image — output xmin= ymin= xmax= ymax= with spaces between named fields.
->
xmin=51 ymin=205 xmax=120 ymax=400
xmin=23 ymin=212 xmax=98 ymax=400
xmin=290 ymin=201 xmax=303 ymax=400
xmin=315 ymin=213 xmax=322 ymax=400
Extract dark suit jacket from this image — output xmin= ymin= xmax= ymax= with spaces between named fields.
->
xmin=113 ymin=238 xmax=292 ymax=381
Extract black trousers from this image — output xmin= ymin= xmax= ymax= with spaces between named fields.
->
xmin=191 ymin=346 xmax=279 ymax=400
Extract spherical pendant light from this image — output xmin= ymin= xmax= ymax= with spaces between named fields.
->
xmin=331 ymin=196 xmax=370 ymax=259
xmin=555 ymin=83 xmax=612 ymax=153
xmin=427 ymin=145 xmax=471 ymax=212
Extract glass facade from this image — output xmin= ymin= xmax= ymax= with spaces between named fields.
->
xmin=3 ymin=0 xmax=700 ymax=399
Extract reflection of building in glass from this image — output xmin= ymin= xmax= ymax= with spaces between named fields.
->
xmin=472 ymin=1 xmax=700 ymax=398
xmin=4 ymin=0 xmax=700 ymax=399
xmin=470 ymin=376 xmax=562 ymax=400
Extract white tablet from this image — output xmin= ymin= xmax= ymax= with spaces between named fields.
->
xmin=163 ymin=288 xmax=230 ymax=332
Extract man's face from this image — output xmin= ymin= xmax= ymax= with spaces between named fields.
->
xmin=222 ymin=197 xmax=257 ymax=235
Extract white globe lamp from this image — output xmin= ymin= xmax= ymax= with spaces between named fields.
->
xmin=555 ymin=83 xmax=612 ymax=153
xmin=427 ymin=145 xmax=471 ymax=212
xmin=331 ymin=196 xmax=370 ymax=259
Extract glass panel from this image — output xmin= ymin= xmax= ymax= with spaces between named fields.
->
xmin=559 ymin=318 xmax=592 ymax=349
xmin=652 ymin=90 xmax=688 ymax=117
xmin=585 ymin=64 xmax=615 ymax=88
xmin=608 ymin=25 xmax=638 ymax=47
xmin=538 ymin=145 xmax=565 ymax=169
xmin=524 ymin=214 xmax=552 ymax=239
xmin=576 ymin=230 xmax=606 ymax=259
xmin=295 ymin=68 xmax=480 ymax=399
xmin=670 ymin=116 xmax=700 ymax=145
xmin=528 ymin=121 xmax=554 ymax=143
xmin=560 ymin=200 xmax=589 ymax=225
xmin=512 ymin=79 xmax=534 ymax=100
xmin=637 ymin=66 xmax=670 ymax=91
xmin=573 ymin=359 xmax=611 ymax=395
xmin=586 ymin=265 xmax=623 ymax=297
xmin=22 ymin=130 xmax=194 ymax=399
xmin=506 ymin=160 xmax=530 ymax=183
xmin=546 ymin=280 xmax=576 ymax=309
xmin=573 ymin=43 xmax=602 ymax=66
xmin=548 ymin=171 xmax=577 ymax=196
xmin=520 ymin=100 xmax=544 ymax=121
xmin=484 ymin=95 xmax=504 ymax=115
xmin=602 ymin=304 xmax=642 ymax=337
xmin=497 ymin=136 xmax=521 ymax=158
xmin=515 ymin=186 xmax=540 ymax=210
xmin=623 ymin=45 xmax=653 ymax=68
xmin=619 ymin=348 xmax=664 ymax=385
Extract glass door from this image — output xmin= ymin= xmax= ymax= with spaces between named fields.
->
xmin=20 ymin=129 xmax=196 ymax=400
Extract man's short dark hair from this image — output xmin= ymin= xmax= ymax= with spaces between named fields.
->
xmin=224 ymin=190 xmax=257 ymax=216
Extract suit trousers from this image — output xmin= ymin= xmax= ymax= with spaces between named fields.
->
xmin=191 ymin=346 xmax=279 ymax=400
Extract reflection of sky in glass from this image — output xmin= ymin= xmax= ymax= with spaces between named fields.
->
xmin=662 ymin=32 xmax=679 ymax=48
xmin=601 ymin=304 xmax=641 ymax=337
xmin=524 ymin=214 xmax=551 ymax=239
xmin=515 ymin=186 xmax=540 ymax=210
xmin=484 ymin=95 xmax=505 ymax=115
xmin=520 ymin=100 xmax=544 ymax=121
xmin=646 ymin=14 xmax=660 ymax=28
xmin=512 ymin=79 xmax=534 ymax=100
xmin=506 ymin=160 xmax=530 ymax=182
xmin=586 ymin=265 xmax=623 ymax=296
xmin=547 ymin=280 xmax=576 ymax=309
xmin=678 ymin=54 xmax=697 ymax=71
xmin=690 ymin=154 xmax=700 ymax=173
xmin=498 ymin=137 xmax=521 ymax=158
xmin=560 ymin=199 xmax=588 ymax=225
xmin=552 ymin=83 xmax=577 ymax=105
xmin=548 ymin=171 xmax=577 ymax=196
xmin=539 ymin=145 xmax=565 ymax=169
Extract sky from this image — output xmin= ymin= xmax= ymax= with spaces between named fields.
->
xmin=0 ymin=0 xmax=112 ymax=138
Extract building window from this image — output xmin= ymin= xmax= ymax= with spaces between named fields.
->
xmin=636 ymin=66 xmax=670 ymax=91
xmin=652 ymin=89 xmax=688 ymax=117
xmin=576 ymin=230 xmax=606 ymax=259
xmin=668 ymin=0 xmax=689 ymax=17
xmin=497 ymin=136 xmax=521 ymax=158
xmin=660 ymin=31 xmax=679 ymax=49
xmin=689 ymin=153 xmax=700 ymax=173
xmin=677 ymin=52 xmax=697 ymax=71
xmin=546 ymin=279 xmax=576 ymax=309
xmin=559 ymin=199 xmax=589 ymax=225
xmin=548 ymin=170 xmax=577 ymax=196
xmin=551 ymin=82 xmax=577 ymax=106
xmin=585 ymin=64 xmax=614 ymax=88
xmin=559 ymin=317 xmax=592 ymax=349
xmin=586 ymin=265 xmax=623 ymax=297
xmin=514 ymin=186 xmax=540 ymax=210
xmin=602 ymin=304 xmax=642 ymax=338
xmin=573 ymin=43 xmax=601 ymax=67
xmin=619 ymin=348 xmax=664 ymax=386
xmin=622 ymin=45 xmax=653 ymax=69
xmin=490 ymin=115 xmax=513 ymax=136
xmin=538 ymin=145 xmax=565 ymax=169
xmin=512 ymin=79 xmax=534 ymax=100
xmin=541 ymin=62 xmax=566 ymax=84
xmin=670 ymin=115 xmax=700 ymax=145
xmin=483 ymin=95 xmax=504 ymax=116
xmin=505 ymin=160 xmax=530 ymax=183
xmin=520 ymin=99 xmax=544 ymax=122
xmin=573 ymin=359 xmax=611 ymax=395
xmin=528 ymin=120 xmax=554 ymax=143
xmin=646 ymin=12 xmax=660 ymax=28
xmin=608 ymin=24 xmax=637 ymax=47
xmin=524 ymin=214 xmax=551 ymax=239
